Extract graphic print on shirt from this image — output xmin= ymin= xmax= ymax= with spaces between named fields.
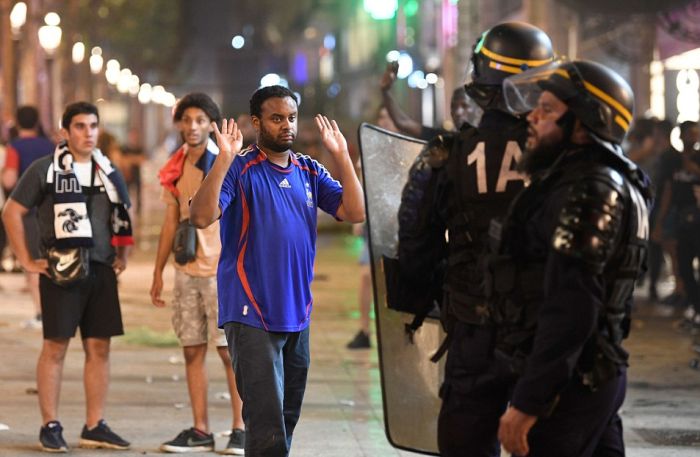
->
xmin=279 ymin=178 xmax=291 ymax=188
xmin=305 ymin=182 xmax=313 ymax=207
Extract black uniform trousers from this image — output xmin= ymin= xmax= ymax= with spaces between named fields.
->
xmin=438 ymin=321 xmax=513 ymax=457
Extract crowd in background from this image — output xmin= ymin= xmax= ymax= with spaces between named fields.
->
xmin=627 ymin=117 xmax=700 ymax=329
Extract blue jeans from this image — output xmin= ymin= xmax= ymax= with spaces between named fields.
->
xmin=224 ymin=322 xmax=310 ymax=457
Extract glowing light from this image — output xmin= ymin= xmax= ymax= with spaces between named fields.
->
xmin=425 ymin=73 xmax=438 ymax=84
xmin=138 ymin=83 xmax=152 ymax=104
xmin=323 ymin=34 xmax=336 ymax=50
xmin=386 ymin=50 xmax=400 ymax=62
xmin=105 ymin=60 xmax=120 ymax=85
xmin=363 ymin=0 xmax=398 ymax=20
xmin=676 ymin=69 xmax=700 ymax=123
xmin=38 ymin=25 xmax=62 ymax=55
xmin=260 ymin=73 xmax=281 ymax=87
xmin=231 ymin=35 xmax=245 ymax=49
xmin=89 ymin=54 xmax=103 ymax=74
xmin=44 ymin=12 xmax=60 ymax=26
xmin=292 ymin=52 xmax=308 ymax=84
xmin=117 ymin=68 xmax=132 ymax=94
xmin=396 ymin=52 xmax=413 ymax=79
xmin=10 ymin=2 xmax=27 ymax=32
xmin=72 ymin=42 xmax=85 ymax=64
xmin=151 ymin=85 xmax=166 ymax=104
xmin=649 ymin=60 xmax=665 ymax=120
xmin=128 ymin=75 xmax=140 ymax=96
xmin=404 ymin=0 xmax=419 ymax=16
xmin=407 ymin=70 xmax=425 ymax=88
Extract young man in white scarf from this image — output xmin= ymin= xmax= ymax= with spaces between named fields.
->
xmin=2 ymin=101 xmax=132 ymax=453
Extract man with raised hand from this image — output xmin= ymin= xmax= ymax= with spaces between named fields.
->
xmin=190 ymin=85 xmax=364 ymax=456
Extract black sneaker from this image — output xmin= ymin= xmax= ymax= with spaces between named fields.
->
xmin=160 ymin=428 xmax=214 ymax=453
xmin=346 ymin=330 xmax=370 ymax=349
xmin=79 ymin=419 xmax=130 ymax=450
xmin=221 ymin=428 xmax=245 ymax=455
xmin=39 ymin=421 xmax=68 ymax=453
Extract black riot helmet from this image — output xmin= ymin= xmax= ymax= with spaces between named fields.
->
xmin=465 ymin=21 xmax=554 ymax=112
xmin=503 ymin=59 xmax=635 ymax=149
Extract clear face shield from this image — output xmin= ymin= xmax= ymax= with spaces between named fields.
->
xmin=503 ymin=58 xmax=626 ymax=155
xmin=502 ymin=59 xmax=580 ymax=116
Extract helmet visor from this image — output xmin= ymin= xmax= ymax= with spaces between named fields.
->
xmin=503 ymin=59 xmax=579 ymax=115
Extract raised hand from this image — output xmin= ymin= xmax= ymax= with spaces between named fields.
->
xmin=212 ymin=118 xmax=243 ymax=163
xmin=315 ymin=114 xmax=348 ymax=158
xmin=380 ymin=61 xmax=399 ymax=92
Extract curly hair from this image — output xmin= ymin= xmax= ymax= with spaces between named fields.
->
xmin=173 ymin=93 xmax=221 ymax=124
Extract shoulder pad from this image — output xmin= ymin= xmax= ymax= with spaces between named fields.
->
xmin=552 ymin=166 xmax=627 ymax=272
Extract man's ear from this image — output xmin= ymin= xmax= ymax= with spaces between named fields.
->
xmin=251 ymin=116 xmax=260 ymax=132
xmin=571 ymin=119 xmax=592 ymax=145
xmin=60 ymin=128 xmax=69 ymax=141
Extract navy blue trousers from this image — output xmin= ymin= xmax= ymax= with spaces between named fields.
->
xmin=224 ymin=322 xmax=310 ymax=457
xmin=525 ymin=371 xmax=627 ymax=457
xmin=438 ymin=322 xmax=626 ymax=457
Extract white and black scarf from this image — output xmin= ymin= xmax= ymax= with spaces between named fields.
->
xmin=47 ymin=141 xmax=133 ymax=248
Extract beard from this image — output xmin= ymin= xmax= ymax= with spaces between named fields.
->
xmin=517 ymin=127 xmax=565 ymax=177
xmin=258 ymin=123 xmax=293 ymax=153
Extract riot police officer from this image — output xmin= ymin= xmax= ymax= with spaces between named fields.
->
xmin=491 ymin=59 xmax=651 ymax=456
xmin=397 ymin=22 xmax=554 ymax=457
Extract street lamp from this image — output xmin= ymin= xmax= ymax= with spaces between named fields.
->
xmin=5 ymin=1 xmax=28 ymax=117
xmin=9 ymin=2 xmax=27 ymax=36
xmin=38 ymin=13 xmax=62 ymax=54
xmin=105 ymin=59 xmax=121 ymax=85
xmin=38 ymin=12 xmax=62 ymax=132
xmin=72 ymin=42 xmax=85 ymax=64
xmin=89 ymin=49 xmax=104 ymax=74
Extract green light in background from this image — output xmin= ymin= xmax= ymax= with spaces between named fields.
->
xmin=363 ymin=0 xmax=398 ymax=20
xmin=404 ymin=0 xmax=419 ymax=17
xmin=450 ymin=0 xmax=460 ymax=4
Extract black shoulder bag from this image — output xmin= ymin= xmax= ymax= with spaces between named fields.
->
xmin=173 ymin=219 xmax=197 ymax=265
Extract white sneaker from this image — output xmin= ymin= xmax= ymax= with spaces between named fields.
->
xmin=21 ymin=317 xmax=42 ymax=330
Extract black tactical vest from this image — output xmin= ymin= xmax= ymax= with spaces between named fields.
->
xmin=486 ymin=145 xmax=651 ymax=388
xmin=442 ymin=111 xmax=528 ymax=325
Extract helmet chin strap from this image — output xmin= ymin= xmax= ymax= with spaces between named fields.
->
xmin=555 ymin=109 xmax=577 ymax=145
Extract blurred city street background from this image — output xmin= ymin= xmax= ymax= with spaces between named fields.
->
xmin=2 ymin=0 xmax=700 ymax=455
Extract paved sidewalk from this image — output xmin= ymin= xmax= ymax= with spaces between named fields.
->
xmin=0 ymin=234 xmax=699 ymax=456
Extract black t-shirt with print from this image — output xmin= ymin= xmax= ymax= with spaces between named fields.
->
xmin=9 ymin=155 xmax=119 ymax=265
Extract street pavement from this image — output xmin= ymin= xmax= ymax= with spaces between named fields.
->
xmin=0 ymin=233 xmax=699 ymax=456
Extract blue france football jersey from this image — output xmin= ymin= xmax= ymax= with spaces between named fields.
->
xmin=217 ymin=145 xmax=343 ymax=331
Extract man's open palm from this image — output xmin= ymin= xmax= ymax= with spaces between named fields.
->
xmin=213 ymin=118 xmax=243 ymax=161
xmin=315 ymin=114 xmax=347 ymax=157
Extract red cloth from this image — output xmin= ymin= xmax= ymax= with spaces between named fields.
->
xmin=4 ymin=145 xmax=19 ymax=171
xmin=111 ymin=235 xmax=135 ymax=247
xmin=158 ymin=146 xmax=186 ymax=198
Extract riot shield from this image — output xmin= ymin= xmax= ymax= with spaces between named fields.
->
xmin=358 ymin=123 xmax=444 ymax=455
